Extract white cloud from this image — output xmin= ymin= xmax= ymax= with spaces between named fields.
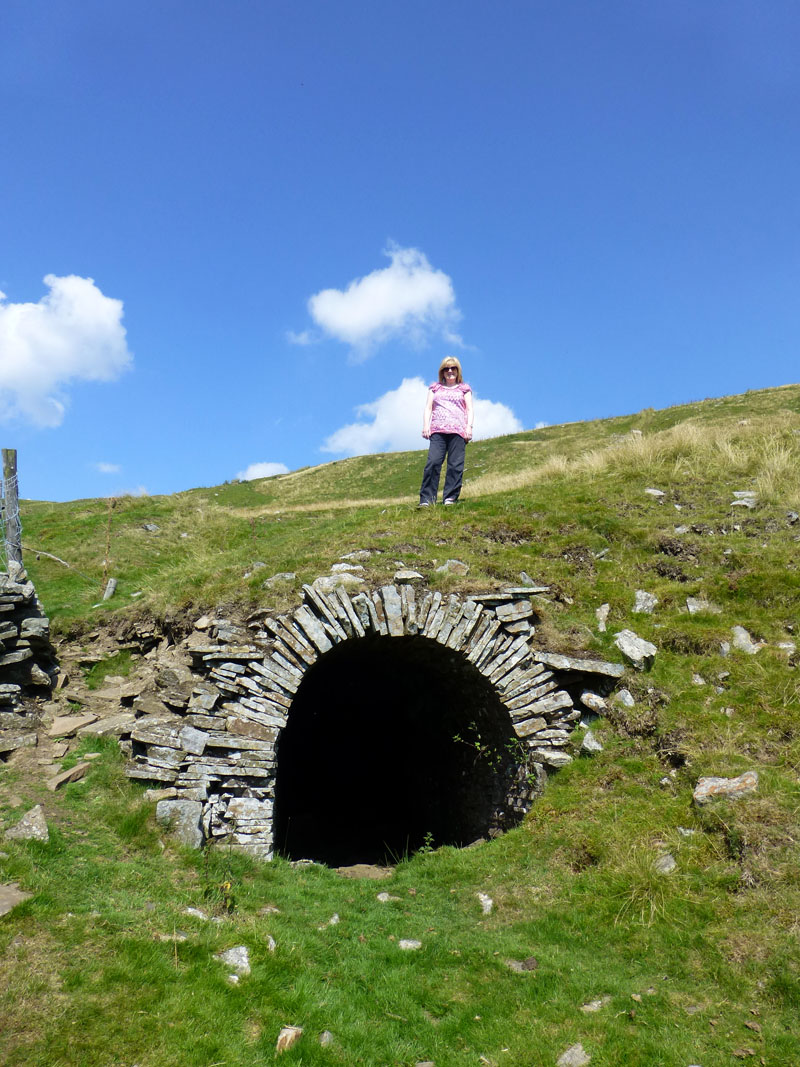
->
xmin=236 ymin=461 xmax=290 ymax=481
xmin=0 ymin=274 xmax=132 ymax=427
xmin=321 ymin=377 xmax=524 ymax=457
xmin=306 ymin=244 xmax=462 ymax=358
xmin=94 ymin=461 xmax=121 ymax=474
xmin=286 ymin=329 xmax=315 ymax=346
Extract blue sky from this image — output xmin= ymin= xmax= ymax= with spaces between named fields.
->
xmin=1 ymin=1 xmax=798 ymax=501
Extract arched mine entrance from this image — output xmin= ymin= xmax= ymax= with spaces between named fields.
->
xmin=274 ymin=635 xmax=527 ymax=866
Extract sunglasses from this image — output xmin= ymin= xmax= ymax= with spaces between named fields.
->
xmin=443 ymin=368 xmax=458 ymax=375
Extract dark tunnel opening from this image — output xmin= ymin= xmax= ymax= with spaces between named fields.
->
xmin=274 ymin=634 xmax=530 ymax=866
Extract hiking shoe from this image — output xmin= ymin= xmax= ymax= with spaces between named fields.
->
xmin=443 ymin=498 xmax=457 ymax=506
xmin=417 ymin=501 xmax=432 ymax=508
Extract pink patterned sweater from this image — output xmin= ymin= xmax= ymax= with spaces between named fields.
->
xmin=428 ymin=382 xmax=472 ymax=438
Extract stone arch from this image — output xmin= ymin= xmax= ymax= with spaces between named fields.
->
xmin=127 ymin=582 xmax=624 ymax=860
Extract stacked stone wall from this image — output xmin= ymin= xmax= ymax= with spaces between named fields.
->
xmin=0 ymin=561 xmax=55 ymax=759
xmin=128 ymin=582 xmax=624 ymax=860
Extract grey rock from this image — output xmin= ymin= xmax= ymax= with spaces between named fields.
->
xmin=0 ymin=882 xmax=32 ymax=917
xmin=614 ymin=629 xmax=657 ymax=670
xmin=580 ymin=730 xmax=603 ymax=755
xmin=155 ymin=799 xmax=204 ymax=848
xmin=394 ymin=569 xmax=425 ymax=583
xmin=731 ymin=625 xmax=762 ymax=654
xmin=398 ymin=939 xmax=422 ymax=950
xmin=580 ymin=691 xmax=607 ymax=714
xmin=48 ymin=713 xmax=99 ymax=738
xmin=340 ymin=549 xmax=373 ymax=561
xmin=654 ymin=853 xmax=677 ymax=875
xmin=633 ymin=590 xmax=658 ymax=614
xmin=47 ymin=762 xmax=91 ymax=791
xmin=644 ymin=487 xmax=665 ymax=498
xmin=557 ymin=1043 xmax=591 ymax=1067
xmin=312 ymin=573 xmax=364 ymax=594
xmin=215 ymin=944 xmax=250 ymax=976
xmin=595 ymin=603 xmax=610 ymax=632
xmin=319 ymin=1031 xmax=335 ymax=1047
xmin=331 ymin=562 xmax=364 ymax=574
xmin=178 ymin=726 xmax=208 ymax=755
xmin=435 ymin=559 xmax=469 ymax=576
xmin=581 ymin=996 xmax=611 ymax=1013
xmin=262 ymin=572 xmax=297 ymax=587
xmin=693 ymin=771 xmax=758 ymax=806
xmin=686 ymin=596 xmax=721 ymax=615
xmin=5 ymin=804 xmax=49 ymax=842
xmin=613 ymin=688 xmax=635 ymax=707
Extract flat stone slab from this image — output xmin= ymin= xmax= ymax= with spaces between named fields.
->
xmin=693 ymin=771 xmax=759 ymax=806
xmin=532 ymin=651 xmax=624 ymax=678
xmin=47 ymin=762 xmax=92 ymax=791
xmin=0 ymin=883 xmax=32 ymax=917
xmin=48 ymin=713 xmax=99 ymax=738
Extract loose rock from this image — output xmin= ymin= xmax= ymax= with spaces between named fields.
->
xmin=633 ymin=590 xmax=658 ymax=614
xmin=276 ymin=1026 xmax=303 ymax=1053
xmin=557 ymin=1042 xmax=591 ymax=1067
xmin=693 ymin=771 xmax=758 ymax=806
xmin=215 ymin=945 xmax=251 ymax=976
xmin=5 ymin=804 xmax=49 ymax=842
xmin=614 ymin=630 xmax=657 ymax=670
xmin=731 ymin=626 xmax=762 ymax=654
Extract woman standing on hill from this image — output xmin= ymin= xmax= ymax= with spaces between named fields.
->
xmin=418 ymin=356 xmax=474 ymax=507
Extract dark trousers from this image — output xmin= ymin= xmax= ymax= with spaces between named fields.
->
xmin=419 ymin=433 xmax=466 ymax=504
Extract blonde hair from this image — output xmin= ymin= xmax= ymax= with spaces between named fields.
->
xmin=438 ymin=356 xmax=463 ymax=384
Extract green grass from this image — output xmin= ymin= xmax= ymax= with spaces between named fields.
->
xmin=2 ymin=383 xmax=800 ymax=1065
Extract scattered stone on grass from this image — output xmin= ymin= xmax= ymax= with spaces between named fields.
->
xmin=394 ymin=569 xmax=425 ymax=583
xmin=614 ymin=688 xmax=635 ymax=707
xmin=557 ymin=1042 xmax=591 ymax=1066
xmin=595 ymin=603 xmax=610 ymax=632
xmin=644 ymin=488 xmax=665 ymax=499
xmin=331 ymin=563 xmax=365 ymax=574
xmin=614 ymin=630 xmax=657 ymax=670
xmin=276 ymin=1026 xmax=303 ymax=1053
xmin=633 ymin=590 xmax=658 ymax=614
xmin=731 ymin=626 xmax=762 ymax=654
xmin=377 ymin=892 xmax=401 ymax=903
xmin=580 ymin=730 xmax=603 ymax=755
xmin=686 ymin=596 xmax=721 ymax=615
xmin=435 ymin=559 xmax=469 ymax=576
xmin=183 ymin=907 xmax=208 ymax=920
xmin=262 ymin=572 xmax=297 ymax=587
xmin=319 ymin=1031 xmax=335 ymax=1047
xmin=47 ymin=761 xmax=91 ymax=792
xmin=318 ymin=913 xmax=340 ymax=929
xmin=693 ymin=771 xmax=758 ymax=806
xmin=215 ymin=945 xmax=250 ymax=976
xmin=0 ymin=883 xmax=32 ymax=917
xmin=692 ymin=674 xmax=706 ymax=686
xmin=581 ymin=996 xmax=611 ymax=1013
xmin=506 ymin=956 xmax=538 ymax=972
xmin=398 ymin=939 xmax=422 ymax=951
xmin=5 ymin=804 xmax=49 ymax=842
xmin=477 ymin=892 xmax=493 ymax=915
xmin=654 ymin=853 xmax=677 ymax=875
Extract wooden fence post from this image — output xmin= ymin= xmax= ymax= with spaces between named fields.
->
xmin=2 ymin=448 xmax=23 ymax=566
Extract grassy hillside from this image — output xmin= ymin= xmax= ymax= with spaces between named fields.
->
xmin=1 ymin=384 xmax=799 ymax=1065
